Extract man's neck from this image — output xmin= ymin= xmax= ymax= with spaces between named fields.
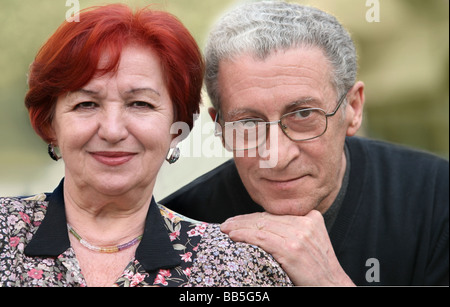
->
xmin=323 ymin=144 xmax=351 ymax=231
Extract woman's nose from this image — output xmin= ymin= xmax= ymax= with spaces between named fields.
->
xmin=97 ymin=106 xmax=129 ymax=143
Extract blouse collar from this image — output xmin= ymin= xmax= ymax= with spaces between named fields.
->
xmin=24 ymin=179 xmax=181 ymax=271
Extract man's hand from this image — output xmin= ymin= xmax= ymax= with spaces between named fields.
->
xmin=220 ymin=210 xmax=355 ymax=286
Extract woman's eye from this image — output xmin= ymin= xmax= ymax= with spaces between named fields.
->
xmin=74 ymin=101 xmax=97 ymax=110
xmin=130 ymin=101 xmax=155 ymax=109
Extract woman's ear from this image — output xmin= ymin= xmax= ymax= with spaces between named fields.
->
xmin=346 ymin=81 xmax=365 ymax=137
xmin=44 ymin=122 xmax=58 ymax=146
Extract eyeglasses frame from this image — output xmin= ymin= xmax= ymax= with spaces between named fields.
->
xmin=214 ymin=91 xmax=349 ymax=150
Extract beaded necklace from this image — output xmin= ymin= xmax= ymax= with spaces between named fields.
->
xmin=67 ymin=224 xmax=143 ymax=253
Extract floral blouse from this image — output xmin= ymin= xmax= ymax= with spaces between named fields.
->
xmin=0 ymin=180 xmax=292 ymax=287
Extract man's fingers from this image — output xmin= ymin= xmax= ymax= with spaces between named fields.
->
xmin=222 ymin=215 xmax=301 ymax=259
xmin=220 ymin=212 xmax=266 ymax=233
xmin=221 ymin=210 xmax=324 ymax=234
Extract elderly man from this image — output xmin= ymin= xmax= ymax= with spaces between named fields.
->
xmin=161 ymin=1 xmax=448 ymax=286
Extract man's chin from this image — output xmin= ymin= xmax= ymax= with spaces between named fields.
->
xmin=258 ymin=198 xmax=314 ymax=216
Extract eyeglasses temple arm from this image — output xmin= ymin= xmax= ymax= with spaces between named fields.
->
xmin=214 ymin=112 xmax=223 ymax=136
xmin=326 ymin=90 xmax=349 ymax=117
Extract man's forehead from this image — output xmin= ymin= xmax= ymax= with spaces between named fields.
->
xmin=218 ymin=47 xmax=334 ymax=107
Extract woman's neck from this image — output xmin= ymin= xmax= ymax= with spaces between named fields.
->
xmin=63 ymin=176 xmax=152 ymax=246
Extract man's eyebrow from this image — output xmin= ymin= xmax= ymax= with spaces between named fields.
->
xmin=285 ymin=97 xmax=319 ymax=109
xmin=226 ymin=108 xmax=263 ymax=120
xmin=226 ymin=96 xmax=321 ymax=119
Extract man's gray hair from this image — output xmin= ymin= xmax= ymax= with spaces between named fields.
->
xmin=205 ymin=1 xmax=357 ymax=110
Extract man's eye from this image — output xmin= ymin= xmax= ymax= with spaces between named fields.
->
xmin=295 ymin=109 xmax=313 ymax=118
xmin=239 ymin=119 xmax=261 ymax=125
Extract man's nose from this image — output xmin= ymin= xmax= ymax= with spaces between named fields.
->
xmin=259 ymin=123 xmax=301 ymax=169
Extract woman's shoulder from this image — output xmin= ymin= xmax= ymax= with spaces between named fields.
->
xmin=0 ymin=193 xmax=49 ymax=214
xmin=0 ymin=194 xmax=49 ymax=247
xmin=0 ymin=193 xmax=49 ymax=229
xmin=157 ymin=203 xmax=205 ymax=225
xmin=191 ymin=220 xmax=293 ymax=286
xmin=156 ymin=204 xmax=291 ymax=286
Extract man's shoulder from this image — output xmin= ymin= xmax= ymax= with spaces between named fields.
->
xmin=161 ymin=159 xmax=238 ymax=203
xmin=347 ymin=137 xmax=449 ymax=201
xmin=160 ymin=159 xmax=261 ymax=223
xmin=346 ymin=136 xmax=449 ymax=213
xmin=176 ymin=159 xmax=236 ymax=188
xmin=347 ymin=136 xmax=448 ymax=168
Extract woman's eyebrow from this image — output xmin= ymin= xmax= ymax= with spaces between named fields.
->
xmin=67 ymin=87 xmax=161 ymax=99
xmin=125 ymin=87 xmax=161 ymax=97
xmin=66 ymin=88 xmax=100 ymax=99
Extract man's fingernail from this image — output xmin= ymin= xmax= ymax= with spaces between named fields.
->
xmin=220 ymin=221 xmax=230 ymax=232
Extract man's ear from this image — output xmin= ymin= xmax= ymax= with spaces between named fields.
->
xmin=208 ymin=107 xmax=217 ymax=121
xmin=346 ymin=81 xmax=365 ymax=137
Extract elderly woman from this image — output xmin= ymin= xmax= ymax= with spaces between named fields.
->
xmin=0 ymin=4 xmax=291 ymax=287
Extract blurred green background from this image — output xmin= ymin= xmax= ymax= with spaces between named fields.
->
xmin=0 ymin=0 xmax=448 ymax=199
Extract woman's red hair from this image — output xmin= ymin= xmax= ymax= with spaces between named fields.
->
xmin=25 ymin=4 xmax=204 ymax=143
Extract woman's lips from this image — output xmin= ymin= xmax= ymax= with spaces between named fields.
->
xmin=89 ymin=151 xmax=137 ymax=166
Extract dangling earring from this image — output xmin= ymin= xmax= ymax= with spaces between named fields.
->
xmin=48 ymin=143 xmax=61 ymax=161
xmin=165 ymin=147 xmax=180 ymax=164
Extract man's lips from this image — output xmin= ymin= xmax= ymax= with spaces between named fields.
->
xmin=262 ymin=175 xmax=308 ymax=189
xmin=89 ymin=151 xmax=137 ymax=166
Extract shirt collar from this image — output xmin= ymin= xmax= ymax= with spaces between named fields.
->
xmin=24 ymin=179 xmax=181 ymax=271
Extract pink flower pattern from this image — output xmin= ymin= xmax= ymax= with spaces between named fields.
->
xmin=27 ymin=268 xmax=43 ymax=279
xmin=181 ymin=252 xmax=192 ymax=262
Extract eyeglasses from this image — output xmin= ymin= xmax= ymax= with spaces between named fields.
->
xmin=214 ymin=92 xmax=348 ymax=151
